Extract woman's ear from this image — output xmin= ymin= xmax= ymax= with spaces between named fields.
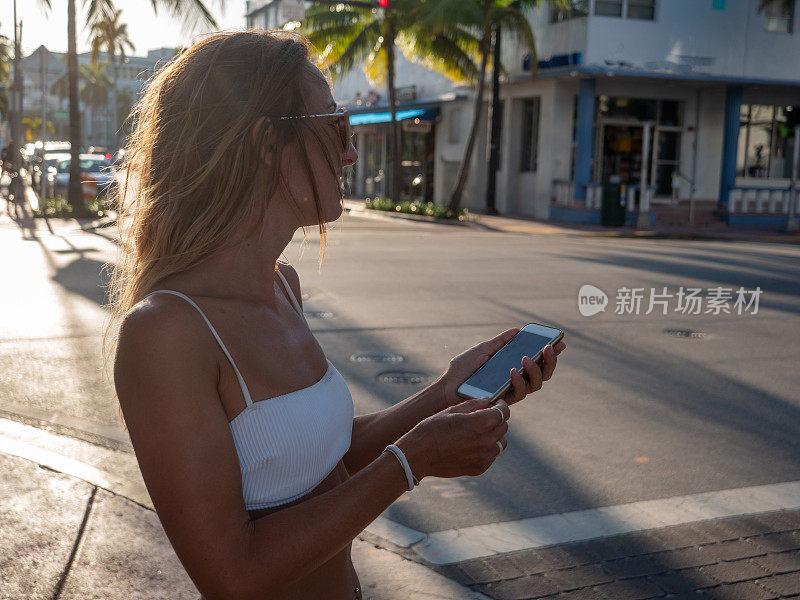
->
xmin=252 ymin=116 xmax=275 ymax=166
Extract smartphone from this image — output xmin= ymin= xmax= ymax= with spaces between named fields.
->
xmin=457 ymin=323 xmax=564 ymax=402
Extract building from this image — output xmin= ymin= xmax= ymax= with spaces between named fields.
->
xmin=255 ymin=0 xmax=800 ymax=228
xmin=473 ymin=0 xmax=800 ymax=228
xmin=19 ymin=46 xmax=178 ymax=151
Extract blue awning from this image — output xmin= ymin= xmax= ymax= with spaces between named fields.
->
xmin=350 ymin=108 xmax=439 ymax=126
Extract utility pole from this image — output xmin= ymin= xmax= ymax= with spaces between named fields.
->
xmin=11 ymin=0 xmax=23 ymax=178
xmin=484 ymin=24 xmax=501 ymax=216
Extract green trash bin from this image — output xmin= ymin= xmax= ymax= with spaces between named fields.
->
xmin=601 ymin=183 xmax=626 ymax=226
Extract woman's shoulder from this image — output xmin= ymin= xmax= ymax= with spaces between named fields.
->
xmin=119 ymin=291 xmax=219 ymax=370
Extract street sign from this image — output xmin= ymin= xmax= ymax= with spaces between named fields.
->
xmin=53 ymin=111 xmax=68 ymax=121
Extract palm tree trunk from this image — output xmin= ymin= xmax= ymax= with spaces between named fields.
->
xmin=385 ymin=20 xmax=402 ymax=204
xmin=67 ymin=0 xmax=83 ymax=208
xmin=447 ymin=34 xmax=490 ymax=211
xmin=111 ymin=60 xmax=119 ymax=150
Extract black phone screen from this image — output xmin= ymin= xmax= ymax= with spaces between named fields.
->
xmin=465 ymin=330 xmax=555 ymax=394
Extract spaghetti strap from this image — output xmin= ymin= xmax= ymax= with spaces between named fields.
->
xmin=143 ymin=290 xmax=254 ymax=407
xmin=275 ymin=267 xmax=304 ymax=317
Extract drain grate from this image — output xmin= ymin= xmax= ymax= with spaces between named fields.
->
xmin=663 ymin=329 xmax=709 ymax=339
xmin=303 ymin=311 xmax=334 ymax=319
xmin=351 ymin=352 xmax=404 ymax=364
xmin=378 ymin=371 xmax=429 ymax=385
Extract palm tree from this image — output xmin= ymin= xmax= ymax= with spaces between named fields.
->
xmin=417 ymin=0 xmax=550 ymax=210
xmin=0 ymin=34 xmax=12 ymax=119
xmin=89 ymin=6 xmax=135 ymax=150
xmin=37 ymin=0 xmax=225 ymax=208
xmin=302 ymin=1 xmax=481 ymax=204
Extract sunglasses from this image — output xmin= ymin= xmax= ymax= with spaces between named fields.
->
xmin=278 ymin=107 xmax=352 ymax=151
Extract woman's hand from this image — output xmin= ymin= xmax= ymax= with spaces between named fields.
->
xmin=396 ymin=396 xmax=511 ymax=480
xmin=435 ymin=328 xmax=566 ymax=410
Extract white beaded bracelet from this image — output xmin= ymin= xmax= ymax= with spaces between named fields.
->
xmin=384 ymin=444 xmax=421 ymax=491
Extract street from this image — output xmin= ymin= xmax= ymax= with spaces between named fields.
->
xmin=2 ymin=203 xmax=800 ymax=598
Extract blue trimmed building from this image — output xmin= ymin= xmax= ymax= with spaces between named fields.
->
xmin=472 ymin=0 xmax=800 ymax=228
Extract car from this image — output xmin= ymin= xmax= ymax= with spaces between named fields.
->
xmin=50 ymin=154 xmax=116 ymax=199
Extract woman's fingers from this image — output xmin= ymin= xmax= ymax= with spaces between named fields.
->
xmin=539 ymin=345 xmax=558 ymax=381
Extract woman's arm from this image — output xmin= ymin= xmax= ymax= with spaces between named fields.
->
xmin=342 ymin=381 xmax=444 ymax=476
xmin=343 ymin=329 xmax=567 ymax=476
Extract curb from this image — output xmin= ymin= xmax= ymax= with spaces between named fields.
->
xmin=343 ymin=200 xmax=800 ymax=243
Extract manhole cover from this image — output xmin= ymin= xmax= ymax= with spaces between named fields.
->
xmin=303 ymin=311 xmax=334 ymax=319
xmin=663 ymin=329 xmax=709 ymax=339
xmin=378 ymin=371 xmax=429 ymax=384
xmin=351 ymin=352 xmax=404 ymax=364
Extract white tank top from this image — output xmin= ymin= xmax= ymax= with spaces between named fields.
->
xmin=143 ymin=269 xmax=354 ymax=510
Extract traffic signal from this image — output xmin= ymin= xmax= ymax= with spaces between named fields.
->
xmin=378 ymin=0 xmax=389 ymax=7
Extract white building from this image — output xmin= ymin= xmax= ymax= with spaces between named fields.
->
xmin=452 ymin=0 xmax=800 ymax=228
xmin=260 ymin=0 xmax=800 ymax=228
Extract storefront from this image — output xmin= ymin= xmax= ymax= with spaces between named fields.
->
xmin=345 ymin=105 xmax=439 ymax=203
xmin=486 ymin=68 xmax=800 ymax=228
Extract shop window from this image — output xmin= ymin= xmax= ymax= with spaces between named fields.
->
xmin=763 ymin=0 xmax=794 ymax=33
xmin=627 ymin=0 xmax=655 ymax=20
xmin=520 ymin=98 xmax=540 ymax=172
xmin=552 ymin=0 xmax=588 ymax=22
xmin=738 ymin=104 xmax=799 ymax=179
xmin=595 ymin=0 xmax=622 ymax=17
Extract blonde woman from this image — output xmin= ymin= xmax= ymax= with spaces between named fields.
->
xmin=106 ymin=31 xmax=565 ymax=600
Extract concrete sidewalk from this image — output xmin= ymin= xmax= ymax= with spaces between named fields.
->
xmin=0 ymin=418 xmax=489 ymax=600
xmin=342 ymin=200 xmax=800 ymax=244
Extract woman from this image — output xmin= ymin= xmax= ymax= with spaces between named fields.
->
xmin=106 ymin=30 xmax=565 ymax=600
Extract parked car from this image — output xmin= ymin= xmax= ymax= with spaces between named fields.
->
xmin=50 ymin=154 xmax=116 ymax=199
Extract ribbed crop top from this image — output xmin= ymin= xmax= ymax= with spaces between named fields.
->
xmin=143 ymin=269 xmax=354 ymax=510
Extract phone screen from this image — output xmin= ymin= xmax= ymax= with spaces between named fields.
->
xmin=465 ymin=330 xmax=555 ymax=394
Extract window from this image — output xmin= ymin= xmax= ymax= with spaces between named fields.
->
xmin=595 ymin=0 xmax=622 ymax=17
xmin=594 ymin=0 xmax=655 ymax=20
xmin=551 ymin=0 xmax=588 ymax=22
xmin=520 ymin=98 xmax=540 ymax=172
xmin=627 ymin=0 xmax=655 ymax=20
xmin=763 ymin=0 xmax=793 ymax=33
xmin=738 ymin=104 xmax=799 ymax=179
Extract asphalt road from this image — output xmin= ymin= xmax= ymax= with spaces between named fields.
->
xmin=2 ymin=206 xmax=799 ymax=537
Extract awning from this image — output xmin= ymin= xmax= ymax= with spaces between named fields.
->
xmin=350 ymin=108 xmax=439 ymax=126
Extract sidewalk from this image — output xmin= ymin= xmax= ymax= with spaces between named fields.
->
xmin=343 ymin=200 xmax=800 ymax=244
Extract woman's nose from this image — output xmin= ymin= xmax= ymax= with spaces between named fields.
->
xmin=343 ymin=141 xmax=358 ymax=167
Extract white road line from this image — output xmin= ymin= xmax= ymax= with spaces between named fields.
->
xmin=369 ymin=481 xmax=800 ymax=565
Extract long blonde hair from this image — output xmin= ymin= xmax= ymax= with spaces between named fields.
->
xmin=102 ymin=30 xmax=342 ymax=427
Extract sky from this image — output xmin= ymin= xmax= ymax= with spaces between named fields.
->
xmin=0 ymin=0 xmax=248 ymax=56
